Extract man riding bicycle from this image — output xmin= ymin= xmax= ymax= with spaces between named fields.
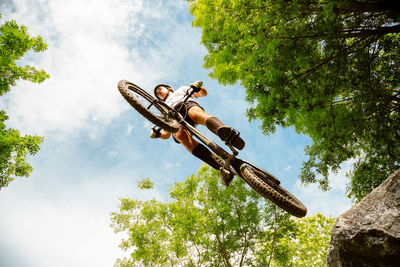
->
xmin=150 ymin=81 xmax=245 ymax=186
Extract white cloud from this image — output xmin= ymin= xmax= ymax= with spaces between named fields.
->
xmin=1 ymin=0 xmax=197 ymax=140
xmin=126 ymin=124 xmax=134 ymax=135
xmin=0 ymin=176 xmax=163 ymax=267
xmin=1 ymin=0 xmax=140 ymax=138
xmin=108 ymin=151 xmax=117 ymax=157
xmin=0 ymin=1 xmax=199 ymax=266
xmin=293 ymin=160 xmax=355 ymax=217
xmin=144 ymin=120 xmax=152 ymax=129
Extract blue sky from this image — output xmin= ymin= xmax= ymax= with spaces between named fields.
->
xmin=0 ymin=0 xmax=352 ymax=266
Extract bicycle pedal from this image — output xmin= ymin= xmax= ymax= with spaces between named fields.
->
xmin=220 ymin=167 xmax=234 ymax=186
xmin=226 ymin=143 xmax=239 ymax=156
xmin=218 ymin=127 xmax=245 ymax=150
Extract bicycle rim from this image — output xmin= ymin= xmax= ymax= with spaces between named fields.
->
xmin=240 ymin=165 xmax=307 ymax=217
xmin=118 ymin=80 xmax=180 ymax=133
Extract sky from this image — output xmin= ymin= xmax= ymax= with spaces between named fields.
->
xmin=0 ymin=0 xmax=353 ymax=266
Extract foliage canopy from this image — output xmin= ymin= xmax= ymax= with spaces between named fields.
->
xmin=111 ymin=165 xmax=335 ymax=266
xmin=187 ymin=0 xmax=400 ymax=201
xmin=0 ymin=14 xmax=49 ymax=188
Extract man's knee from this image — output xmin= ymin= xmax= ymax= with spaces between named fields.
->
xmin=189 ymin=107 xmax=211 ymax=125
xmin=174 ymin=129 xmax=197 ymax=152
xmin=174 ymin=128 xmax=187 ymax=142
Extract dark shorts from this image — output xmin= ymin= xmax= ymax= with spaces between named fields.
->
xmin=172 ymin=101 xmax=204 ymax=144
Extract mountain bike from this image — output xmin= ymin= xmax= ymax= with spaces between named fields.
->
xmin=118 ymin=80 xmax=307 ymax=217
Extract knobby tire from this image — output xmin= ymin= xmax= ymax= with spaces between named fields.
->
xmin=118 ymin=80 xmax=180 ymax=133
xmin=240 ymin=165 xmax=307 ymax=217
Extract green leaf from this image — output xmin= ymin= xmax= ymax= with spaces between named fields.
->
xmin=0 ymin=13 xmax=49 ymax=189
xmin=110 ymin=165 xmax=335 ymax=266
xmin=186 ymin=0 xmax=400 ymax=202
xmin=137 ymin=178 xmax=154 ymax=189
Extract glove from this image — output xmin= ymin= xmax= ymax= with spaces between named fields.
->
xmin=150 ymin=126 xmax=161 ymax=138
xmin=190 ymin=81 xmax=203 ymax=92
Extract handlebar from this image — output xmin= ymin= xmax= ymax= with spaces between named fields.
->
xmin=182 ymin=86 xmax=197 ymax=104
xmin=152 ymin=86 xmax=197 ymax=133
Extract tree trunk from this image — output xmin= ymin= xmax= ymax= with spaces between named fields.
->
xmin=337 ymin=1 xmax=400 ymax=15
xmin=215 ymin=234 xmax=232 ymax=267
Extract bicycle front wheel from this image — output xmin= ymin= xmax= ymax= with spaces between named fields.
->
xmin=240 ymin=165 xmax=307 ymax=217
xmin=118 ymin=80 xmax=180 ymax=133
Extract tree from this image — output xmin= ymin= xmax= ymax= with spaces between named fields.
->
xmin=186 ymin=0 xmax=400 ymax=201
xmin=281 ymin=213 xmax=335 ymax=266
xmin=0 ymin=14 xmax=49 ymax=189
xmin=110 ymin=165 xmax=335 ymax=266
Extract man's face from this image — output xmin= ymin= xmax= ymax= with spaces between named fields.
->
xmin=158 ymin=86 xmax=171 ymax=100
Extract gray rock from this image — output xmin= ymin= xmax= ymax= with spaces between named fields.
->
xmin=327 ymin=169 xmax=400 ymax=267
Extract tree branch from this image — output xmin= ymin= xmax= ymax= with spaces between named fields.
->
xmin=268 ymin=24 xmax=400 ymax=40
xmin=215 ymin=234 xmax=232 ymax=267
xmin=235 ymin=204 xmax=250 ymax=267
xmin=299 ymin=1 xmax=400 ymax=15
xmin=288 ymin=34 xmax=374 ymax=83
xmin=330 ymin=56 xmax=340 ymax=138
xmin=336 ymin=1 xmax=400 ymax=14
xmin=267 ymin=207 xmax=279 ymax=267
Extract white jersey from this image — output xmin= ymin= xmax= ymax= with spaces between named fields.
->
xmin=165 ymin=85 xmax=195 ymax=109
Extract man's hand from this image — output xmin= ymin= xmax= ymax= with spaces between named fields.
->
xmin=150 ymin=126 xmax=161 ymax=138
xmin=190 ymin=81 xmax=203 ymax=92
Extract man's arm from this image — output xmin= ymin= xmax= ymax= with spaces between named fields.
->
xmin=159 ymin=129 xmax=171 ymax=139
xmin=150 ymin=127 xmax=171 ymax=139
xmin=190 ymin=81 xmax=207 ymax=98
xmin=194 ymin=86 xmax=207 ymax=98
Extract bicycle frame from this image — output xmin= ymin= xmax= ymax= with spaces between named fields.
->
xmin=118 ymin=80 xmax=310 ymax=216
xmin=157 ymin=89 xmax=280 ymax=184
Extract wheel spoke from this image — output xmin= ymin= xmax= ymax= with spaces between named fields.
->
xmin=118 ymin=80 xmax=180 ymax=133
xmin=240 ymin=165 xmax=307 ymax=217
xmin=129 ymin=89 xmax=166 ymax=119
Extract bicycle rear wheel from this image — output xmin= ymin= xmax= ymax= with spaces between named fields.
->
xmin=118 ymin=80 xmax=180 ymax=133
xmin=240 ymin=165 xmax=307 ymax=217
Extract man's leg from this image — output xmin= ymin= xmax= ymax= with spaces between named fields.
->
xmin=173 ymin=127 xmax=221 ymax=169
xmin=188 ymin=106 xmax=245 ymax=150
xmin=173 ymin=127 xmax=233 ymax=186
